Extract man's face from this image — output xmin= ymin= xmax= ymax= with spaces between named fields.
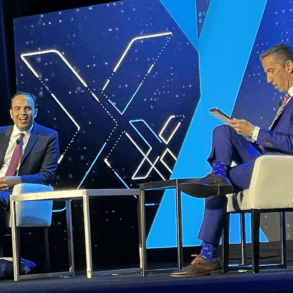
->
xmin=10 ymin=94 xmax=37 ymax=131
xmin=262 ymin=54 xmax=293 ymax=92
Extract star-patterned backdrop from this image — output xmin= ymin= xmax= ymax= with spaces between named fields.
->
xmin=14 ymin=0 xmax=200 ymax=192
xmin=233 ymin=0 xmax=293 ymax=127
xmin=13 ymin=0 xmax=200 ymax=266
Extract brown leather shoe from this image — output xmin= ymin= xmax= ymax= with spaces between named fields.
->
xmin=170 ymin=254 xmax=222 ymax=277
xmin=179 ymin=174 xmax=234 ymax=198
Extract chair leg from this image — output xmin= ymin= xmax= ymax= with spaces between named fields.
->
xmin=240 ymin=213 xmax=247 ymax=265
xmin=251 ymin=209 xmax=260 ymax=273
xmin=221 ymin=213 xmax=230 ymax=273
xmin=11 ymin=200 xmax=21 ymax=281
xmin=43 ymin=227 xmax=51 ymax=272
xmin=66 ymin=200 xmax=75 ymax=275
xmin=280 ymin=211 xmax=287 ymax=269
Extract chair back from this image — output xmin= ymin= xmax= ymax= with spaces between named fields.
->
xmin=226 ymin=155 xmax=293 ymax=212
xmin=8 ymin=183 xmax=53 ymax=227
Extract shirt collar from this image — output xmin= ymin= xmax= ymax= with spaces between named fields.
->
xmin=288 ymin=85 xmax=293 ymax=97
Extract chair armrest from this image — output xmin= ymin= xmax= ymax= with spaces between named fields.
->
xmin=241 ymin=155 xmax=293 ymax=210
xmin=12 ymin=183 xmax=53 ymax=195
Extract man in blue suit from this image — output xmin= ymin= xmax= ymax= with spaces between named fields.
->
xmin=171 ymin=43 xmax=293 ymax=277
xmin=0 ymin=92 xmax=59 ymax=248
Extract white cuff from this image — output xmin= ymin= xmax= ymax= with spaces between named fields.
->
xmin=251 ymin=126 xmax=260 ymax=142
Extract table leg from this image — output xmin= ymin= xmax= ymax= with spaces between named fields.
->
xmin=83 ymin=195 xmax=93 ymax=278
xmin=66 ymin=200 xmax=75 ymax=275
xmin=139 ymin=189 xmax=147 ymax=276
xmin=175 ymin=180 xmax=183 ymax=270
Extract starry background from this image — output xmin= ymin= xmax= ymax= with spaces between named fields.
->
xmin=14 ymin=0 xmax=199 ymax=191
xmin=13 ymin=0 xmax=200 ymax=268
xmin=232 ymin=0 xmax=293 ymax=127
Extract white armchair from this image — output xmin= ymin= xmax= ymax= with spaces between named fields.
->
xmin=223 ymin=155 xmax=293 ymax=273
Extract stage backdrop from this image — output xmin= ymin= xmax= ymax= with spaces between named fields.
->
xmin=13 ymin=0 xmax=200 ymax=257
xmin=13 ymin=0 xmax=292 ymax=252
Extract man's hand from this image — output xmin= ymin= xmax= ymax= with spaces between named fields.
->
xmin=227 ymin=119 xmax=255 ymax=137
xmin=0 ymin=177 xmax=9 ymax=191
xmin=0 ymin=176 xmax=21 ymax=190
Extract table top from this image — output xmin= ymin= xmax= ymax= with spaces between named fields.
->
xmin=139 ymin=179 xmax=192 ymax=190
xmin=11 ymin=188 xmax=140 ymax=201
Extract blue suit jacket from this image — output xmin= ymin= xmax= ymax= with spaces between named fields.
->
xmin=257 ymin=96 xmax=293 ymax=154
xmin=0 ymin=122 xmax=59 ymax=185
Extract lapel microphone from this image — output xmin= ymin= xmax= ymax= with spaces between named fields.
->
xmin=278 ymin=101 xmax=282 ymax=107
xmin=16 ymin=133 xmax=24 ymax=144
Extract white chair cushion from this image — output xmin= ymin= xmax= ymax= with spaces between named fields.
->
xmin=227 ymin=155 xmax=293 ymax=212
xmin=9 ymin=183 xmax=53 ymax=227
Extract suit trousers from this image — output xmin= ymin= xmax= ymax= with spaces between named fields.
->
xmin=0 ymin=190 xmax=12 ymax=247
xmin=197 ymin=125 xmax=261 ymax=245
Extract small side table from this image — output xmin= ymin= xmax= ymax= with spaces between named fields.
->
xmin=11 ymin=188 xmax=140 ymax=280
xmin=138 ymin=179 xmax=188 ymax=276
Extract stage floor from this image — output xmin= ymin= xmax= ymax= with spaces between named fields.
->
xmin=1 ymin=265 xmax=293 ymax=293
xmin=2 ymin=241 xmax=293 ymax=293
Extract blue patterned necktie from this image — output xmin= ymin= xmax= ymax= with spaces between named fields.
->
xmin=269 ymin=92 xmax=291 ymax=130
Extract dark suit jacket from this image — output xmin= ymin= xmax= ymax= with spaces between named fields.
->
xmin=0 ymin=122 xmax=59 ymax=185
xmin=257 ymin=96 xmax=293 ymax=154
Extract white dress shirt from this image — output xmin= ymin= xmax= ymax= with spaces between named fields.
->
xmin=0 ymin=124 xmax=33 ymax=177
xmin=251 ymin=85 xmax=293 ymax=142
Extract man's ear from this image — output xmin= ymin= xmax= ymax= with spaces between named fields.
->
xmin=34 ymin=108 xmax=38 ymax=118
xmin=9 ymin=109 xmax=12 ymax=119
xmin=286 ymin=60 xmax=293 ymax=73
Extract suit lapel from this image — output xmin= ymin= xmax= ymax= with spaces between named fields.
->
xmin=270 ymin=97 xmax=293 ymax=130
xmin=0 ymin=126 xmax=13 ymax=166
xmin=21 ymin=123 xmax=39 ymax=164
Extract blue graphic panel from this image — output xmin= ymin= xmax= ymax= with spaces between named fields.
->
xmin=159 ymin=0 xmax=198 ymax=49
xmin=147 ymin=0 xmax=268 ymax=248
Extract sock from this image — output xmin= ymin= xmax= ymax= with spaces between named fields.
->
xmin=200 ymin=242 xmax=218 ymax=261
xmin=212 ymin=161 xmax=231 ymax=183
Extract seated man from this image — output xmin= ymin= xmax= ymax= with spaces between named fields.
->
xmin=171 ymin=43 xmax=293 ymax=277
xmin=0 ymin=92 xmax=59 ymax=250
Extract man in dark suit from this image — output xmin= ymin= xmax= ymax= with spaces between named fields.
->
xmin=0 ymin=92 xmax=59 ymax=246
xmin=171 ymin=43 xmax=293 ymax=277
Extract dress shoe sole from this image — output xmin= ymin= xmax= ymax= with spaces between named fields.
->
xmin=179 ymin=182 xmax=234 ymax=198
xmin=170 ymin=268 xmax=222 ymax=277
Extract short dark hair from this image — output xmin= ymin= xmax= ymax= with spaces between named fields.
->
xmin=10 ymin=92 xmax=37 ymax=109
xmin=260 ymin=43 xmax=293 ymax=66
